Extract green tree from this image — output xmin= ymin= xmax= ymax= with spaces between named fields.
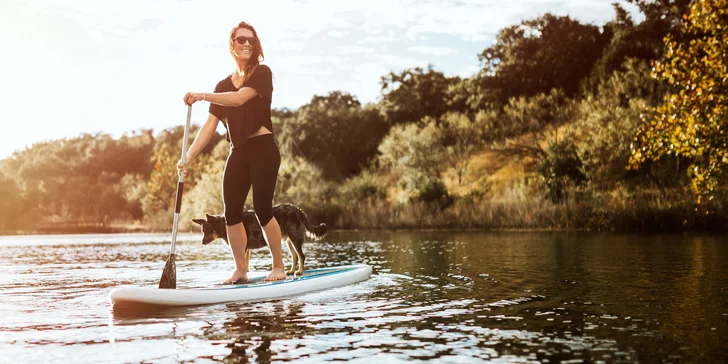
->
xmin=0 ymin=172 xmax=24 ymax=230
xmin=439 ymin=112 xmax=487 ymax=184
xmin=576 ymin=59 xmax=664 ymax=185
xmin=446 ymin=76 xmax=507 ymax=116
xmin=629 ymin=0 xmax=728 ymax=204
xmin=478 ymin=13 xmax=610 ymax=105
xmin=120 ymin=173 xmax=146 ymax=220
xmin=287 ymin=92 xmax=389 ymax=180
xmin=626 ymin=0 xmax=693 ymax=32
xmin=537 ymin=140 xmax=586 ymax=203
xmin=491 ymin=88 xmax=575 ymax=160
xmin=275 ymin=155 xmax=333 ymax=209
xmin=485 ymin=89 xmax=581 ymax=201
xmin=337 ymin=169 xmax=387 ymax=202
xmin=180 ymin=159 xmax=226 ymax=229
xmin=178 ymin=140 xmax=232 ymax=229
xmin=586 ymin=1 xmax=692 ymax=92
xmin=380 ymin=65 xmax=459 ymax=124
xmin=378 ymin=121 xmax=448 ymax=203
xmin=143 ymin=142 xmax=178 ymax=215
xmin=1 ymin=132 xmax=156 ymax=225
xmin=143 ymin=124 xmax=224 ymax=214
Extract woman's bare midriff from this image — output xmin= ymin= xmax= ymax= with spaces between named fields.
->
xmin=248 ymin=126 xmax=272 ymax=138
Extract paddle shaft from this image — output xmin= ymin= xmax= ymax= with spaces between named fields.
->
xmin=170 ymin=105 xmax=192 ymax=256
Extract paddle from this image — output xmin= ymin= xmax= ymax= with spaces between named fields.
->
xmin=159 ymin=105 xmax=192 ymax=289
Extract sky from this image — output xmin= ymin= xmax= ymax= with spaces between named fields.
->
xmin=0 ymin=0 xmax=642 ymax=159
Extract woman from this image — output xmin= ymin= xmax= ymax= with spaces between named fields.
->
xmin=178 ymin=21 xmax=286 ymax=283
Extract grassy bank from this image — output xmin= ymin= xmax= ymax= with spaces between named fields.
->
xmin=5 ymin=189 xmax=725 ymax=236
xmin=323 ymin=187 xmax=728 ymax=233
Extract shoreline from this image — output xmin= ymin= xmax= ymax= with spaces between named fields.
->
xmin=2 ymin=224 xmax=727 ymax=236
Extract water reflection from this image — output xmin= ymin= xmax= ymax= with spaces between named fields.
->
xmin=1 ymin=231 xmax=727 ymax=362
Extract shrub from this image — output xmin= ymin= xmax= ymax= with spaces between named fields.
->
xmin=537 ymin=140 xmax=586 ymax=202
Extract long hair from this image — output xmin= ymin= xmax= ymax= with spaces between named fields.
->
xmin=228 ymin=21 xmax=265 ymax=84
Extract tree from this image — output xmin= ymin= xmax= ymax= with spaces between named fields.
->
xmin=179 ymin=140 xmax=231 ymax=229
xmin=446 ymin=76 xmax=498 ymax=116
xmin=378 ymin=121 xmax=449 ymax=204
xmin=477 ymin=13 xmax=610 ymax=105
xmin=287 ymin=92 xmax=389 ymax=180
xmin=1 ymin=132 xmax=157 ymax=225
xmin=586 ymin=1 xmax=692 ymax=92
xmin=143 ymin=125 xmax=223 ymax=215
xmin=275 ymin=155 xmax=333 ymax=210
xmin=180 ymin=159 xmax=226 ymax=228
xmin=439 ymin=112 xmax=487 ymax=184
xmin=626 ymin=0 xmax=693 ymax=32
xmin=337 ymin=169 xmax=387 ymax=202
xmin=492 ymin=88 xmax=575 ymax=160
xmin=143 ymin=142 xmax=178 ymax=215
xmin=485 ymin=89 xmax=583 ymax=202
xmin=629 ymin=0 xmax=728 ymax=204
xmin=380 ymin=65 xmax=458 ymax=124
xmin=576 ymin=59 xmax=664 ymax=185
xmin=0 ymin=172 xmax=24 ymax=230
xmin=537 ymin=140 xmax=586 ymax=203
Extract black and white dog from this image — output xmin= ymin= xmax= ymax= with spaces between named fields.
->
xmin=192 ymin=203 xmax=326 ymax=275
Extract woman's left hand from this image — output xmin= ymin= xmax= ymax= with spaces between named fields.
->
xmin=183 ymin=92 xmax=203 ymax=105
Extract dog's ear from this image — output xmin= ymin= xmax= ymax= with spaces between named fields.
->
xmin=192 ymin=218 xmax=205 ymax=225
xmin=205 ymin=213 xmax=214 ymax=220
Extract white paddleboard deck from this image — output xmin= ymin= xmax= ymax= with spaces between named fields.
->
xmin=109 ymin=264 xmax=372 ymax=306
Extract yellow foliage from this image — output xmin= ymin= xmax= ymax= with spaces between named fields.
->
xmin=629 ymin=0 xmax=728 ymax=203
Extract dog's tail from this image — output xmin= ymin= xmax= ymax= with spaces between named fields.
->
xmin=298 ymin=207 xmax=327 ymax=240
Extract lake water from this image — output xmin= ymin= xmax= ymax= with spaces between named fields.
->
xmin=1 ymin=231 xmax=726 ymax=363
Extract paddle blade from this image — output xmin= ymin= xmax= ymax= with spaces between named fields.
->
xmin=158 ymin=254 xmax=176 ymax=289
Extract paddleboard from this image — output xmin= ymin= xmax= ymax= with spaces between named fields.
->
xmin=109 ymin=264 xmax=372 ymax=306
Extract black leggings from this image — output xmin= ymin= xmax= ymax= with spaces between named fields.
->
xmin=223 ymin=133 xmax=281 ymax=226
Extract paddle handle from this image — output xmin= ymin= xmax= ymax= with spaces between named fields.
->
xmin=170 ymin=105 xmax=192 ymax=255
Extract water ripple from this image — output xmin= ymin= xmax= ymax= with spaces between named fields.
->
xmin=0 ymin=231 xmax=726 ymax=362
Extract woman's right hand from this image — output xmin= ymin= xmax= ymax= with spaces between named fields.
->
xmin=183 ymin=92 xmax=203 ymax=106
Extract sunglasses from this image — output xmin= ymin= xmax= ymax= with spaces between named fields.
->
xmin=233 ymin=36 xmax=256 ymax=45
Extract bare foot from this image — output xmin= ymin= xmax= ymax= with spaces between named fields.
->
xmin=223 ymin=269 xmax=247 ymax=284
xmin=265 ymin=267 xmax=286 ymax=281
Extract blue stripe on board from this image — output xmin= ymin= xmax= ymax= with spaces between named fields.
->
xmin=197 ymin=266 xmax=361 ymax=291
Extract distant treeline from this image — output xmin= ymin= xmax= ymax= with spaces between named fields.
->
xmin=2 ymin=0 xmax=726 ymax=233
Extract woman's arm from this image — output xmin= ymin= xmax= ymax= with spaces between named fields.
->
xmin=177 ymin=113 xmax=221 ymax=176
xmin=186 ymin=113 xmax=220 ymax=161
xmin=184 ymin=87 xmax=258 ymax=107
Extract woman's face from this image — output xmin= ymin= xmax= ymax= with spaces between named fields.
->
xmin=232 ymin=28 xmax=255 ymax=62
